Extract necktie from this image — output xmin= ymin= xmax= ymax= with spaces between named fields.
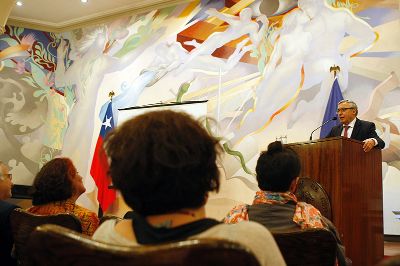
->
xmin=343 ymin=125 xmax=349 ymax=138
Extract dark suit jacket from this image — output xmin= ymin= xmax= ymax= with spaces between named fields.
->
xmin=0 ymin=200 xmax=19 ymax=266
xmin=326 ymin=118 xmax=385 ymax=149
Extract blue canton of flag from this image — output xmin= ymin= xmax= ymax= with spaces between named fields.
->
xmin=320 ymin=78 xmax=344 ymax=138
xmin=100 ymin=103 xmax=115 ymax=137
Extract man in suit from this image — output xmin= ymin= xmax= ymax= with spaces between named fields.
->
xmin=326 ymin=100 xmax=385 ymax=152
xmin=0 ymin=161 xmax=18 ymax=266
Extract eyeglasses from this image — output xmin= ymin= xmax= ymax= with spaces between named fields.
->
xmin=336 ymin=107 xmax=354 ymax=113
xmin=0 ymin=174 xmax=12 ymax=181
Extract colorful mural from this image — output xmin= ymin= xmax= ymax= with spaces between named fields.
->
xmin=1 ymin=0 xmax=399 ymax=234
xmin=0 ymin=26 xmax=65 ymax=185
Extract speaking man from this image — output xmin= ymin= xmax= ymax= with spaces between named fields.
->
xmin=326 ymin=100 xmax=385 ymax=152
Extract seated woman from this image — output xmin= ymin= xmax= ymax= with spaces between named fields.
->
xmin=93 ymin=110 xmax=285 ymax=266
xmin=224 ymin=141 xmax=348 ymax=265
xmin=27 ymin=158 xmax=99 ymax=236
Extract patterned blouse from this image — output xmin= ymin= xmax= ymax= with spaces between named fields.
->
xmin=27 ymin=200 xmax=99 ymax=236
xmin=224 ymin=191 xmax=325 ymax=229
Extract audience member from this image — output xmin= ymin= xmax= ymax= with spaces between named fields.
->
xmin=224 ymin=141 xmax=348 ymax=265
xmin=27 ymin=158 xmax=99 ymax=236
xmin=0 ymin=161 xmax=18 ymax=266
xmin=93 ymin=110 xmax=285 ymax=266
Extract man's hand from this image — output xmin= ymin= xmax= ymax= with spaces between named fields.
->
xmin=362 ymin=139 xmax=375 ymax=152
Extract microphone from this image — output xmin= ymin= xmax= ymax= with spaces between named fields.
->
xmin=309 ymin=117 xmax=337 ymax=140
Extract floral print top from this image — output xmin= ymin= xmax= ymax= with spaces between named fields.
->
xmin=224 ymin=191 xmax=325 ymax=229
xmin=27 ymin=199 xmax=99 ymax=236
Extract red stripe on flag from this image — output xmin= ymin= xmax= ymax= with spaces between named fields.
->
xmin=90 ymin=135 xmax=116 ymax=211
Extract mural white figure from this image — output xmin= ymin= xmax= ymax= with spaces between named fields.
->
xmin=288 ymin=0 xmax=377 ymax=125
xmin=96 ymin=36 xmax=255 ymax=141
xmin=98 ymin=71 xmax=157 ymax=125
xmin=230 ymin=9 xmax=311 ymax=144
xmin=184 ymin=37 xmax=253 ymax=75
xmin=299 ymin=0 xmax=376 ymax=90
xmin=55 ymin=26 xmax=156 ymax=180
xmin=231 ymin=0 xmax=376 ymax=145
xmin=98 ymin=39 xmax=202 ymax=123
xmin=183 ymin=7 xmax=267 ymax=67
xmin=98 ymin=37 xmax=254 ymax=124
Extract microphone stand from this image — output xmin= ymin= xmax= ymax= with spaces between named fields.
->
xmin=309 ymin=117 xmax=337 ymax=140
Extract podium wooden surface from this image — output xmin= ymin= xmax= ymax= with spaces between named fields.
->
xmin=287 ymin=137 xmax=383 ymax=266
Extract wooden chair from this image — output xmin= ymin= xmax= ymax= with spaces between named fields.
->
xmin=273 ymin=228 xmax=337 ymax=266
xmin=27 ymin=224 xmax=261 ymax=266
xmin=10 ymin=208 xmax=82 ymax=266
xmin=377 ymin=255 xmax=400 ymax=266
xmin=295 ymin=177 xmax=332 ymax=220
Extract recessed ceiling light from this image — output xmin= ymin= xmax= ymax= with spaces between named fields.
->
xmin=16 ymin=1 xmax=23 ymax=6
xmin=81 ymin=0 xmax=88 ymax=3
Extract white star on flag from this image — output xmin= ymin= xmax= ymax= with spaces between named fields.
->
xmin=102 ymin=116 xmax=112 ymax=129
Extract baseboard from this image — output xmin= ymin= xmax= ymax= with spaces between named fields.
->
xmin=384 ymin=235 xmax=400 ymax=242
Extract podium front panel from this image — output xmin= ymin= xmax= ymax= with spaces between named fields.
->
xmin=287 ymin=137 xmax=383 ymax=266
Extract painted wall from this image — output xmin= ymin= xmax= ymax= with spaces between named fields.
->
xmin=0 ymin=0 xmax=399 ymax=234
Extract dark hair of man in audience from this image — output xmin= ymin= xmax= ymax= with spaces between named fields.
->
xmin=31 ymin=158 xmax=75 ymax=205
xmin=255 ymin=141 xmax=301 ymax=192
xmin=104 ymin=110 xmax=221 ymax=216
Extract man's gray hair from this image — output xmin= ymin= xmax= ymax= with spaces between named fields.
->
xmin=338 ymin=99 xmax=358 ymax=115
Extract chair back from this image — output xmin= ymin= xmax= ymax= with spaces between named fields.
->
xmin=10 ymin=208 xmax=82 ymax=266
xmin=99 ymin=214 xmax=123 ymax=225
xmin=295 ymin=177 xmax=332 ymax=220
xmin=27 ymin=224 xmax=261 ymax=266
xmin=273 ymin=228 xmax=337 ymax=266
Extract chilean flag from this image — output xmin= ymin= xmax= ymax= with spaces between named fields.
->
xmin=90 ymin=102 xmax=116 ymax=211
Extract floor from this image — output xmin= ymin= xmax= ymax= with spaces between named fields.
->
xmin=385 ymin=241 xmax=400 ymax=256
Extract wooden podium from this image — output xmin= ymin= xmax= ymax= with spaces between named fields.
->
xmin=287 ymin=137 xmax=383 ymax=266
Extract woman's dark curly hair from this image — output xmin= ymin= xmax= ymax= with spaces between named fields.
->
xmin=255 ymin=141 xmax=301 ymax=192
xmin=31 ymin=158 xmax=76 ymax=205
xmin=104 ymin=110 xmax=222 ymax=216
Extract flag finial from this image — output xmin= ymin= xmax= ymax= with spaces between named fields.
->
xmin=108 ymin=91 xmax=115 ymax=101
xmin=330 ymin=65 xmax=341 ymax=77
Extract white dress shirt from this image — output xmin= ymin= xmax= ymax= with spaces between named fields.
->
xmin=342 ymin=118 xmax=377 ymax=146
xmin=340 ymin=118 xmax=356 ymax=137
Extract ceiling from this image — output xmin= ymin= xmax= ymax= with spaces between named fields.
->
xmin=6 ymin=0 xmax=398 ymax=33
xmin=7 ymin=0 xmax=191 ymax=32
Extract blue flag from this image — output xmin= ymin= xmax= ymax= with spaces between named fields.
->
xmin=320 ymin=78 xmax=344 ymax=138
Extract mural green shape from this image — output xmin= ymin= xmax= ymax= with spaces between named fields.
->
xmin=176 ymin=81 xmax=191 ymax=102
xmin=114 ymin=35 xmax=142 ymax=58
xmin=223 ymin=143 xmax=254 ymax=176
